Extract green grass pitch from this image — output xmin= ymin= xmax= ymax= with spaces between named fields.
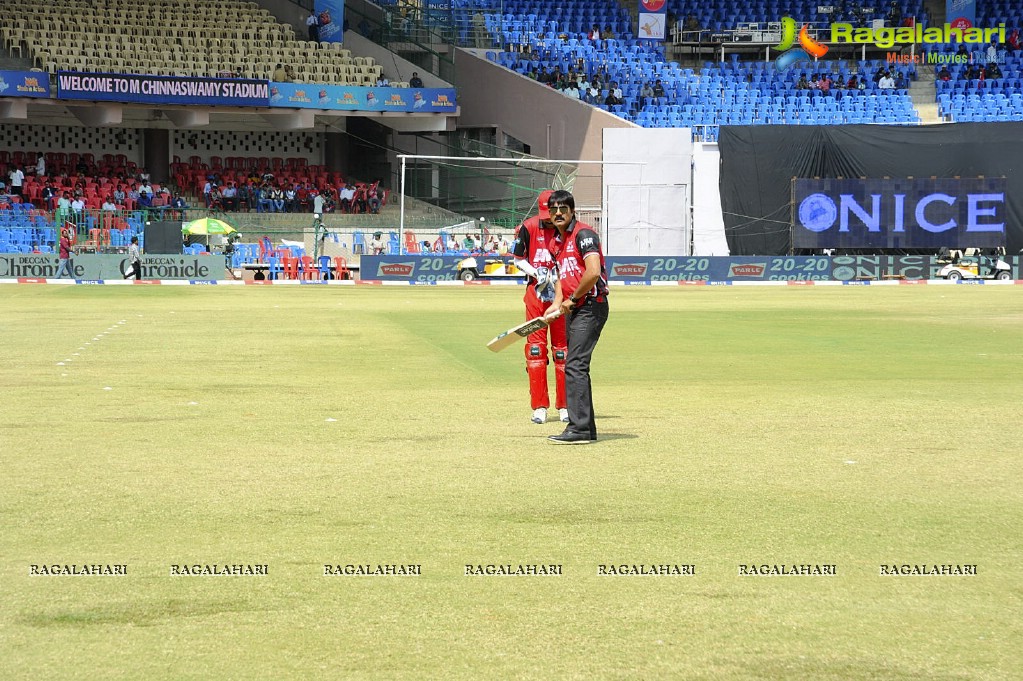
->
xmin=1 ymin=284 xmax=1021 ymax=679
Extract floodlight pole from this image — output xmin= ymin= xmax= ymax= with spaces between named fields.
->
xmin=399 ymin=155 xmax=407 ymax=255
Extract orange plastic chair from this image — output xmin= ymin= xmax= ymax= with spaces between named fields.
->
xmin=333 ymin=256 xmax=350 ymax=280
xmin=281 ymin=256 xmax=299 ymax=280
xmin=299 ymin=255 xmax=319 ymax=280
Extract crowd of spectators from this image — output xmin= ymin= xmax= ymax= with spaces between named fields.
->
xmin=199 ymin=171 xmax=385 ymax=215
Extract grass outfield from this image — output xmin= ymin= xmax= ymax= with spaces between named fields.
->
xmin=1 ymin=285 xmax=1021 ymax=679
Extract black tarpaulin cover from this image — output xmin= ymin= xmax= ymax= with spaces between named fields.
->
xmin=718 ymin=123 xmax=1023 ymax=255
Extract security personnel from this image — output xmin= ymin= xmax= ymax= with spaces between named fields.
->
xmin=546 ymin=190 xmax=609 ymax=444
xmin=512 ymin=190 xmax=568 ymax=425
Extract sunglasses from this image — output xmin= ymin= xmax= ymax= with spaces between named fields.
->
xmin=549 ymin=205 xmax=571 ymax=214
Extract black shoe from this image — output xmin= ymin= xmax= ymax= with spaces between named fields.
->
xmin=548 ymin=432 xmax=595 ymax=445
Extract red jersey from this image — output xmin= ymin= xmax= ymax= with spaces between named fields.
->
xmin=552 ymin=219 xmax=608 ymax=304
xmin=512 ymin=216 xmax=557 ymax=273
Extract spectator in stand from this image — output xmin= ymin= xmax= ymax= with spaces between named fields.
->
xmin=878 ymin=70 xmax=896 ymax=89
xmin=985 ymin=62 xmax=1002 ymax=79
xmin=797 ymin=74 xmax=810 ymax=90
xmin=1008 ymin=29 xmax=1021 ymax=53
xmin=587 ymin=24 xmax=601 ymax=42
xmin=255 ymin=183 xmax=271 ymax=213
xmin=601 ymin=25 xmax=614 ymax=40
xmin=375 ymin=74 xmax=390 ymax=87
xmin=563 ymin=81 xmax=580 ymax=99
xmin=102 ymin=196 xmax=118 ymax=212
xmin=370 ymin=231 xmax=386 ymax=254
xmin=639 ymin=81 xmax=653 ymax=107
xmin=652 ymin=79 xmax=665 ymax=102
xmin=472 ymin=9 xmax=490 ymax=47
xmin=171 ymin=193 xmax=187 ymax=220
xmin=34 ymin=155 xmax=45 ymax=178
xmin=137 ymin=167 xmax=150 ymax=183
xmin=284 ymin=184 xmax=297 ymax=212
xmin=273 ymin=63 xmax=287 ymax=81
xmin=611 ymin=81 xmax=624 ymax=103
xmin=56 ymin=191 xmax=71 ymax=219
xmin=447 ymin=233 xmax=459 ymax=252
xmin=352 ymin=185 xmax=368 ymax=214
xmin=222 ymin=182 xmax=237 ymax=211
xmin=236 ymin=182 xmax=250 ymax=211
xmin=894 ymin=71 xmax=907 ymax=89
xmin=820 ymin=73 xmax=833 ymax=94
xmin=956 ymin=44 xmax=969 ymax=58
xmin=306 ymin=12 xmax=319 ymax=42
xmin=295 ymin=183 xmax=310 ymax=211
xmin=409 ymin=72 xmax=424 ymax=88
xmin=313 ymin=191 xmax=326 ymax=215
xmin=202 ymin=178 xmax=213 ymax=207
xmin=271 ymin=184 xmax=285 ymax=213
xmin=339 ymin=183 xmax=355 ymax=212
xmin=70 ymin=195 xmax=86 ymax=225
xmin=986 ymin=40 xmax=998 ymax=64
xmin=367 ymin=185 xmax=382 ymax=214
xmin=207 ymin=183 xmax=222 ymax=211
xmin=113 ymin=184 xmax=126 ymax=205
xmin=284 ymin=64 xmax=296 ymax=82
xmin=42 ymin=181 xmax=58 ymax=210
xmin=322 ymin=187 xmax=336 ymax=213
xmin=8 ymin=164 xmax=25 ymax=196
xmin=963 ymin=64 xmax=980 ymax=80
xmin=937 ymin=66 xmax=951 ymax=81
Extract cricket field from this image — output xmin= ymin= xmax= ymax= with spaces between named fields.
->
xmin=1 ymin=284 xmax=1021 ymax=679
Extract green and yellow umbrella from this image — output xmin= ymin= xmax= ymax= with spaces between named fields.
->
xmin=182 ymin=217 xmax=237 ymax=236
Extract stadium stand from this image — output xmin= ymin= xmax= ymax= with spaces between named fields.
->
xmin=478 ymin=0 xmax=928 ymax=134
xmin=0 ymin=0 xmax=382 ymax=85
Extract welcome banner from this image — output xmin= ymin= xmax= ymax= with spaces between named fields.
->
xmin=56 ymin=72 xmax=270 ymax=107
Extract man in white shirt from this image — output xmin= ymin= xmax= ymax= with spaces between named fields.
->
xmin=306 ymin=12 xmax=319 ymax=42
xmin=878 ymin=71 xmax=895 ymax=89
xmin=8 ymin=166 xmax=25 ymax=196
xmin=339 ymin=184 xmax=356 ymax=213
xmin=34 ymin=155 xmax=45 ymax=177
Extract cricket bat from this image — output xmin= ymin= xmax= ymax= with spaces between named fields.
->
xmin=487 ymin=310 xmax=562 ymax=353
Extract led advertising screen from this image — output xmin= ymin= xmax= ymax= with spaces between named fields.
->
xmin=792 ymin=177 xmax=1007 ymax=249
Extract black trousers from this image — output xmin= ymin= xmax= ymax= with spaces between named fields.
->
xmin=564 ymin=298 xmax=609 ymax=439
xmin=125 ymin=261 xmax=141 ymax=280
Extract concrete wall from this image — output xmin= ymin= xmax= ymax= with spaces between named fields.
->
xmin=452 ymin=48 xmax=636 ymax=204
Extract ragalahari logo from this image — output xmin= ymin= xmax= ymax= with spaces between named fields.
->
xmin=774 ymin=17 xmax=829 ymax=71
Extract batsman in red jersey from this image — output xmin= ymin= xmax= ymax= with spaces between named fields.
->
xmin=512 ymin=190 xmax=568 ymax=425
xmin=545 ymin=189 xmax=609 ymax=444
